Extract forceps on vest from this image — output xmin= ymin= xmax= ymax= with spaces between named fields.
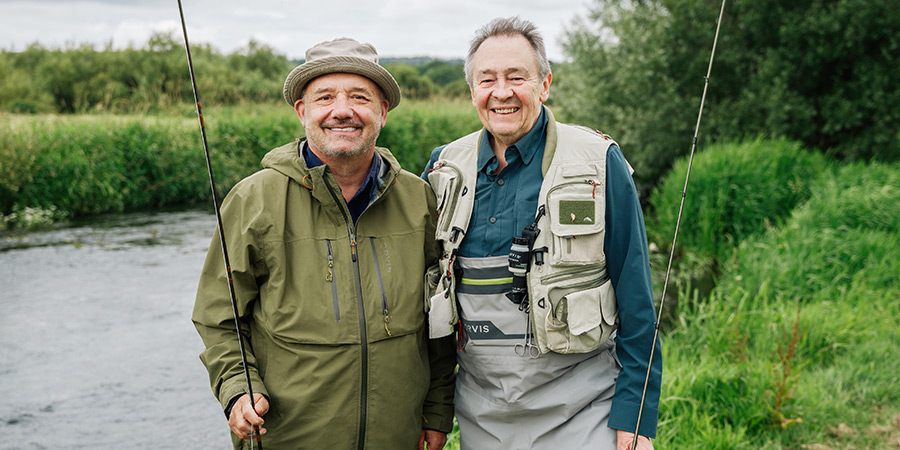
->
xmin=515 ymin=313 xmax=540 ymax=358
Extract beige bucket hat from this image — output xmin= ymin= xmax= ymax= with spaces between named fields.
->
xmin=283 ymin=37 xmax=401 ymax=110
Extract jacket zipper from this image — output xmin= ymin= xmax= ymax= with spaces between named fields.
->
xmin=369 ymin=237 xmax=392 ymax=336
xmin=323 ymin=183 xmax=368 ymax=450
xmin=325 ymin=239 xmax=340 ymax=322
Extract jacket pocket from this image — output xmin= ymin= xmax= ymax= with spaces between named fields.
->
xmin=545 ymin=165 xmax=606 ymax=265
xmin=369 ymin=237 xmax=393 ymax=336
xmin=541 ymin=268 xmax=617 ymax=354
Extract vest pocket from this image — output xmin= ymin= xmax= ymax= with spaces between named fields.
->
xmin=427 ymin=288 xmax=457 ymax=339
xmin=427 ymin=160 xmax=467 ymax=242
xmin=542 ymin=271 xmax=617 ymax=354
xmin=546 ymin=177 xmax=606 ymax=265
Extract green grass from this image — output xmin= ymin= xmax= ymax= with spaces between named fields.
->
xmin=3 ymin=106 xmax=898 ymax=449
xmin=0 ymin=99 xmax=480 ymax=227
xmin=649 ymin=138 xmax=829 ymax=265
xmin=652 ymin=155 xmax=900 ymax=448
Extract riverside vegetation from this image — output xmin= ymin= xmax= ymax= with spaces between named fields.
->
xmin=3 ymin=107 xmax=898 ymax=449
xmin=3 ymin=0 xmax=900 ymax=446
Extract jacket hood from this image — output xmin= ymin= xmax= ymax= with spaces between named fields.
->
xmin=261 ymin=140 xmax=403 ymax=193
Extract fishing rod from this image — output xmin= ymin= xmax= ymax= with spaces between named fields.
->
xmin=631 ymin=0 xmax=727 ymax=448
xmin=176 ymin=1 xmax=263 ymax=448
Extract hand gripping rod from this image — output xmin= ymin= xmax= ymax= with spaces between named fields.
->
xmin=631 ymin=1 xmax=727 ymax=448
xmin=176 ymin=1 xmax=263 ymax=448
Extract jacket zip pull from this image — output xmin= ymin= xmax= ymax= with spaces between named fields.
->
xmin=383 ymin=310 xmax=392 ymax=336
xmin=326 ymin=245 xmax=334 ymax=282
xmin=350 ymin=236 xmax=358 ymax=262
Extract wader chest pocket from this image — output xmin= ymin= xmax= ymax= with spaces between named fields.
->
xmin=546 ymin=177 xmax=606 ymax=265
xmin=544 ymin=278 xmax=617 ymax=354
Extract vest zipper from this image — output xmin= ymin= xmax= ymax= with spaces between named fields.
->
xmin=323 ymin=182 xmax=368 ymax=450
xmin=325 ymin=239 xmax=340 ymax=322
xmin=369 ymin=237 xmax=392 ymax=336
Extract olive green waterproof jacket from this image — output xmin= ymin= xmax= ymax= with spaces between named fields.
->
xmin=193 ymin=141 xmax=456 ymax=449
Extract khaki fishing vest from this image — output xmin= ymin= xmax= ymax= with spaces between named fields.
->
xmin=425 ymin=113 xmax=627 ymax=354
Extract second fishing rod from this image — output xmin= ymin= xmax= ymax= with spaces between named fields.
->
xmin=631 ymin=1 xmax=728 ymax=449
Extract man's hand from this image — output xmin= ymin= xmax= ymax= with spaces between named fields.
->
xmin=417 ymin=429 xmax=448 ymax=450
xmin=228 ymin=393 xmax=269 ymax=440
xmin=616 ymin=429 xmax=653 ymax=450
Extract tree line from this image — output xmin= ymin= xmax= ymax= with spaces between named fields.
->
xmin=555 ymin=0 xmax=900 ymax=191
xmin=2 ymin=0 xmax=898 ymax=195
xmin=0 ymin=33 xmax=468 ymax=115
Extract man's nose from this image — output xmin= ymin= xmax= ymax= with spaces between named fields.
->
xmin=491 ymin=80 xmax=514 ymax=100
xmin=331 ymin=95 xmax=353 ymax=118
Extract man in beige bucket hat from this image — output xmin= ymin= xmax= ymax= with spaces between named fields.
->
xmin=194 ymin=37 xmax=456 ymax=450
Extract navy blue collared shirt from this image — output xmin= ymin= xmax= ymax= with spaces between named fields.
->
xmin=301 ymin=142 xmax=380 ymax=223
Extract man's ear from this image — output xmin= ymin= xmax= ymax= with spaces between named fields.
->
xmin=539 ymin=73 xmax=552 ymax=103
xmin=380 ymin=98 xmax=389 ymax=128
xmin=294 ymin=98 xmax=306 ymax=124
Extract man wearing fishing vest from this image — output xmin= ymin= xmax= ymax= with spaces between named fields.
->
xmin=421 ymin=17 xmax=661 ymax=449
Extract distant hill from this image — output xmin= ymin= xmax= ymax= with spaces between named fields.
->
xmin=288 ymin=56 xmax=464 ymax=66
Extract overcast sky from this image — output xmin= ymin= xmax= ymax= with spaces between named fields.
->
xmin=0 ymin=0 xmax=593 ymax=61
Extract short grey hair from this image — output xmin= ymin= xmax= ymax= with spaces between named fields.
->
xmin=464 ymin=17 xmax=552 ymax=88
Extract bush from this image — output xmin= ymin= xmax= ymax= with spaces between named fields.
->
xmin=649 ymin=138 xmax=827 ymax=264
xmin=556 ymin=0 xmax=900 ymax=193
xmin=377 ymin=99 xmax=481 ymax=174
xmin=718 ymin=161 xmax=900 ymax=302
xmin=0 ymin=100 xmax=482 ymax=221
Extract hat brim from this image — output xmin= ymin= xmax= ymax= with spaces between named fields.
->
xmin=283 ymin=56 xmax=401 ymax=110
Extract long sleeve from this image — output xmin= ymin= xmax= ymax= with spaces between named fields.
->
xmin=420 ymin=177 xmax=457 ymax=433
xmin=604 ymin=145 xmax=662 ymax=437
xmin=191 ymin=183 xmax=269 ymax=412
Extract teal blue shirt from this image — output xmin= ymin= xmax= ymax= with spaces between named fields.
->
xmin=421 ymin=106 xmax=662 ymax=437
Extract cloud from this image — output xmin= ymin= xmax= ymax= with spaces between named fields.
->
xmin=0 ymin=0 xmax=590 ymax=59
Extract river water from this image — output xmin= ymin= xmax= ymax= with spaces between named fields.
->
xmin=0 ymin=207 xmax=232 ymax=449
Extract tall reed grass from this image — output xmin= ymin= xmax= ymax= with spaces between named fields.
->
xmin=0 ymin=100 xmax=480 ymax=228
xmin=654 ymin=152 xmax=900 ymax=448
xmin=649 ymin=138 xmax=828 ymax=265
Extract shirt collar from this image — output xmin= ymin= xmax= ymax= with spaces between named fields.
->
xmin=477 ymin=105 xmax=548 ymax=172
xmin=300 ymin=141 xmax=381 ymax=196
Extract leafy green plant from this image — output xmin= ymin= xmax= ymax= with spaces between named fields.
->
xmin=649 ymin=138 xmax=827 ymax=267
xmin=556 ymin=0 xmax=900 ymax=193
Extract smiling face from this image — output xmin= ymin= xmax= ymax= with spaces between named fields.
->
xmin=294 ymin=72 xmax=389 ymax=159
xmin=469 ymin=34 xmax=551 ymax=149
